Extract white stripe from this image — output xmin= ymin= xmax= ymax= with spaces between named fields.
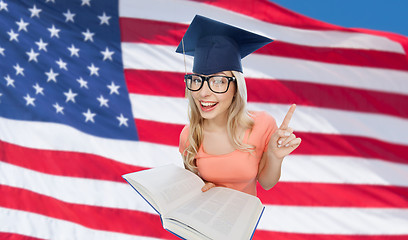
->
xmin=0 ymin=116 xmax=182 ymax=168
xmin=129 ymin=94 xmax=408 ymax=145
xmin=0 ymin=161 xmax=157 ymax=213
xmin=0 ymin=208 xmax=162 ymax=240
xmin=119 ymin=0 xmax=405 ymax=53
xmin=2 ymin=163 xmax=408 ymax=235
xmin=282 ymin=155 xmax=408 ymax=187
xmin=259 ymin=205 xmax=408 ymax=234
xmin=122 ymin=43 xmax=408 ymax=95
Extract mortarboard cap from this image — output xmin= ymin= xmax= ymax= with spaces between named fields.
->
xmin=176 ymin=15 xmax=274 ymax=75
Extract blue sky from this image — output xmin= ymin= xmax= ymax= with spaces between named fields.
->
xmin=270 ymin=0 xmax=408 ymax=36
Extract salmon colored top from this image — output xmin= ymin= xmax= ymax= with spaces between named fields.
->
xmin=179 ymin=111 xmax=277 ymax=196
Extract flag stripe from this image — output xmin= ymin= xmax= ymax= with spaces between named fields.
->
xmin=2 ymin=184 xmax=408 ymax=236
xmin=2 ymin=158 xmax=408 ymax=236
xmin=3 ymin=142 xmax=408 ymax=207
xmin=0 ymin=117 xmax=181 ymax=168
xmin=0 ymin=232 xmax=44 ymax=240
xmin=0 ymin=140 xmax=146 ymax=182
xmin=125 ymin=69 xmax=408 ymax=119
xmin=119 ymin=0 xmax=406 ymax=53
xmin=129 ymin=94 xmax=408 ymax=146
xmin=0 ymin=185 xmax=175 ymax=239
xmin=122 ymin=43 xmax=408 ymax=95
xmin=0 ymin=208 xmax=168 ymax=240
xmin=120 ymin=17 xmax=408 ymax=71
xmin=135 ymin=118 xmax=408 ymax=165
xmin=257 ymin=183 xmax=408 ymax=208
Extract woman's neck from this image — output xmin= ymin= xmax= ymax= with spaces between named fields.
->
xmin=203 ymin=113 xmax=229 ymax=132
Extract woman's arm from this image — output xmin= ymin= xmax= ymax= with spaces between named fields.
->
xmin=257 ymin=104 xmax=301 ymax=190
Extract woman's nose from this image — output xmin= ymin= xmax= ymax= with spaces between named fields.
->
xmin=199 ymin=80 xmax=212 ymax=97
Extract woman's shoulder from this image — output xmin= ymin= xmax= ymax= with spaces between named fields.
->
xmin=180 ymin=124 xmax=190 ymax=140
xmin=179 ymin=124 xmax=190 ymax=153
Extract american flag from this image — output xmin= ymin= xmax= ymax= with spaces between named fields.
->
xmin=1 ymin=0 xmax=407 ymax=239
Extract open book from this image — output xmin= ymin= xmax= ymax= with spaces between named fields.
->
xmin=122 ymin=164 xmax=264 ymax=240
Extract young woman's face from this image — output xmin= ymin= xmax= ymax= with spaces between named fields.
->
xmin=190 ymin=71 xmax=236 ymax=121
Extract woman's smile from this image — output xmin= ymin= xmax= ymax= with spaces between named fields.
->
xmin=199 ymin=101 xmax=218 ymax=112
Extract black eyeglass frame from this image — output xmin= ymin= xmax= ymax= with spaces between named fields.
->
xmin=184 ymin=74 xmax=236 ymax=94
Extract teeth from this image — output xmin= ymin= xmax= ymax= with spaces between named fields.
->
xmin=201 ymin=102 xmax=216 ymax=107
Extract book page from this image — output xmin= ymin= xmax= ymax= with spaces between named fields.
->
xmin=123 ymin=165 xmax=204 ymax=214
xmin=165 ymin=187 xmax=264 ymax=240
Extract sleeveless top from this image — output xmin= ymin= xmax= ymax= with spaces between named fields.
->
xmin=179 ymin=111 xmax=277 ymax=196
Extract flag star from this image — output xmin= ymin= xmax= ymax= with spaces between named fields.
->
xmin=26 ymin=48 xmax=40 ymax=62
xmin=81 ymin=29 xmax=94 ymax=42
xmin=16 ymin=18 xmax=29 ymax=32
xmin=45 ymin=68 xmax=59 ymax=82
xmin=46 ymin=0 xmax=56 ymax=3
xmin=48 ymin=24 xmax=61 ymax=38
xmin=76 ymin=77 xmax=88 ymax=89
xmin=56 ymin=58 xmax=68 ymax=70
xmin=96 ymin=95 xmax=109 ymax=107
xmin=0 ymin=0 xmax=8 ymax=11
xmin=107 ymin=82 xmax=120 ymax=95
xmin=101 ymin=47 xmax=114 ymax=61
xmin=4 ymin=75 xmax=15 ymax=87
xmin=117 ymin=114 xmax=129 ymax=127
xmin=0 ymin=93 xmax=2 ymax=103
xmin=7 ymin=29 xmax=19 ymax=42
xmin=63 ymin=9 xmax=75 ymax=22
xmin=83 ymin=109 xmax=96 ymax=123
xmin=64 ymin=89 xmax=78 ymax=103
xmin=0 ymin=46 xmax=5 ymax=56
xmin=81 ymin=0 xmax=91 ymax=7
xmin=29 ymin=5 xmax=42 ymax=18
xmin=33 ymin=83 xmax=44 ymax=95
xmin=14 ymin=64 xmax=24 ymax=76
xmin=53 ymin=102 xmax=64 ymax=114
xmin=67 ymin=44 xmax=80 ymax=57
xmin=87 ymin=63 xmax=99 ymax=76
xmin=35 ymin=38 xmax=48 ymax=51
xmin=98 ymin=12 xmax=111 ymax=25
xmin=23 ymin=94 xmax=36 ymax=106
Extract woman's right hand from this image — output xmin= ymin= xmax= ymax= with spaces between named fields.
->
xmin=201 ymin=182 xmax=215 ymax=192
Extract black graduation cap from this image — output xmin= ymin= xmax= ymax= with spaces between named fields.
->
xmin=175 ymin=15 xmax=274 ymax=75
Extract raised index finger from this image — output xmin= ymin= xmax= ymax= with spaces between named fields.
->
xmin=279 ymin=104 xmax=296 ymax=129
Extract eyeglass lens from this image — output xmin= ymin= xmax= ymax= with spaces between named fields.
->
xmin=186 ymin=75 xmax=230 ymax=93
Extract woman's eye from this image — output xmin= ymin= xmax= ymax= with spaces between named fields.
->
xmin=193 ymin=79 xmax=202 ymax=84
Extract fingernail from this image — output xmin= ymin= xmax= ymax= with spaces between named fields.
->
xmin=278 ymin=140 xmax=282 ymax=145
xmin=285 ymin=144 xmax=289 ymax=147
xmin=278 ymin=145 xmax=282 ymax=148
xmin=285 ymin=132 xmax=290 ymax=136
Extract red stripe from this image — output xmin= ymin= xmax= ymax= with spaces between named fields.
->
xmin=192 ymin=0 xmax=345 ymax=31
xmin=257 ymin=183 xmax=408 ymax=208
xmin=253 ymin=230 xmax=408 ymax=240
xmin=119 ymin=18 xmax=408 ymax=71
xmin=0 ymin=140 xmax=147 ymax=182
xmin=124 ymin=69 xmax=408 ymax=119
xmin=135 ymin=119 xmax=408 ymax=164
xmin=3 ymin=140 xmax=407 ymax=208
xmin=0 ymin=185 xmax=178 ymax=239
xmin=0 ymin=233 xmax=44 ymax=240
xmin=4 ymin=186 xmax=406 ymax=240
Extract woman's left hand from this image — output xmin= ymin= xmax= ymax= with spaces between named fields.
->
xmin=268 ymin=104 xmax=301 ymax=160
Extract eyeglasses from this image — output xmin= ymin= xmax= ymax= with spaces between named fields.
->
xmin=184 ymin=74 xmax=236 ymax=94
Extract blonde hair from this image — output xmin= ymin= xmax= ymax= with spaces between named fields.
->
xmin=182 ymin=71 xmax=254 ymax=173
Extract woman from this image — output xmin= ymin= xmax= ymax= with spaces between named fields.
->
xmin=177 ymin=15 xmax=301 ymax=196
